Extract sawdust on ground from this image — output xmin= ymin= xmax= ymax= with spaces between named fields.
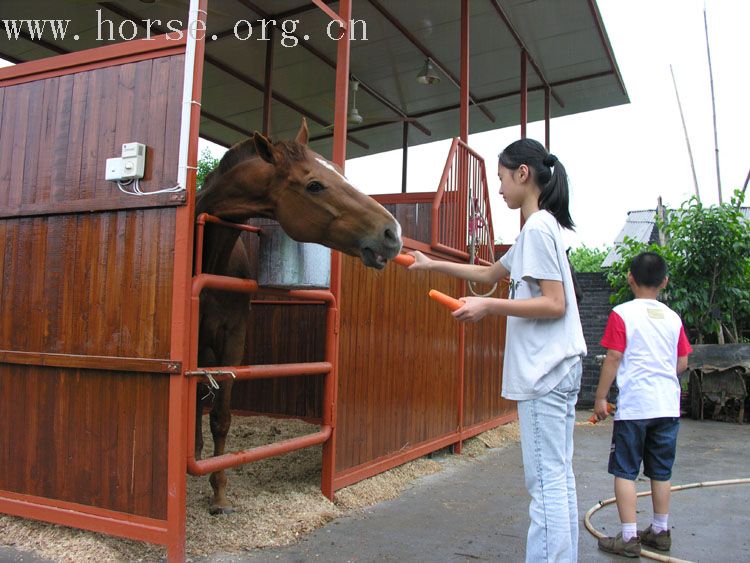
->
xmin=0 ymin=416 xmax=520 ymax=562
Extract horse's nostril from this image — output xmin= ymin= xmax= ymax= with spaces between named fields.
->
xmin=384 ymin=226 xmax=401 ymax=244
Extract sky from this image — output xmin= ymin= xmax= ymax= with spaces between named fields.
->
xmin=2 ymin=1 xmax=746 ymax=249
xmin=200 ymin=0 xmax=749 ymax=249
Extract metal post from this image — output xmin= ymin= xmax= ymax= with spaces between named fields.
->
xmin=325 ymin=0 xmax=351 ymax=501
xmin=262 ymin=27 xmax=275 ymax=135
xmin=520 ymin=50 xmax=527 ymax=139
xmin=544 ymin=85 xmax=550 ymax=150
xmin=401 ymin=122 xmax=409 ymax=193
xmin=169 ymin=0 xmax=207 ymax=560
xmin=460 ymin=0 xmax=470 ymax=143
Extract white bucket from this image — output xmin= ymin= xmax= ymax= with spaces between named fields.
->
xmin=257 ymin=223 xmax=331 ymax=289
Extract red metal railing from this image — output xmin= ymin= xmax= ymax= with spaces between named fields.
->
xmin=431 ymin=138 xmax=496 ymax=265
xmin=187 ymin=214 xmax=338 ymax=493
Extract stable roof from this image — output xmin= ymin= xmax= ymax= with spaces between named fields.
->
xmin=0 ymin=0 xmax=628 ymax=159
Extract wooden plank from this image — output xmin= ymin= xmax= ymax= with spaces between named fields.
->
xmin=0 ymin=366 xmax=170 ymax=519
xmin=0 ymin=350 xmax=180 ymax=373
xmin=0 ymin=33 xmax=186 ymax=87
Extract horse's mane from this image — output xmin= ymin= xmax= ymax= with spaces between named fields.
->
xmin=201 ymin=137 xmax=307 ymax=192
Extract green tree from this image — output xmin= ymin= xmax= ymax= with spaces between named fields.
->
xmin=196 ymin=147 xmax=220 ymax=189
xmin=607 ymin=189 xmax=750 ymax=344
xmin=567 ymin=245 xmax=611 ymax=273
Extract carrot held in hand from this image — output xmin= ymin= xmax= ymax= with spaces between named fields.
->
xmin=588 ymin=402 xmax=616 ymax=424
xmin=393 ymin=253 xmax=415 ymax=267
xmin=428 ymin=289 xmax=463 ymax=312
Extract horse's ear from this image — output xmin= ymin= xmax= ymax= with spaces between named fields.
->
xmin=294 ymin=118 xmax=309 ymax=146
xmin=253 ymin=132 xmax=276 ymax=164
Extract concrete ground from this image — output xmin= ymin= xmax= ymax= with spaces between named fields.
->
xmin=2 ymin=413 xmax=749 ymax=562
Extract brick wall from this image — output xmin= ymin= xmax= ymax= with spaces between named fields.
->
xmin=576 ymin=272 xmax=613 ymax=406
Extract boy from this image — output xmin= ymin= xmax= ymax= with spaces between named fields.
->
xmin=594 ymin=252 xmax=692 ymax=557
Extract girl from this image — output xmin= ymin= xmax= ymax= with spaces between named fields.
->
xmin=410 ymin=138 xmax=587 ymax=562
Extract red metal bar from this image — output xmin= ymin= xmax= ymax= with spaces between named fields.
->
xmin=167 ymin=1 xmax=208 ymax=560
xmin=460 ymin=0 xmax=470 ymax=143
xmin=365 ymin=0 xmax=495 ymax=123
xmin=431 ymin=139 xmax=495 ymax=265
xmin=262 ymin=27 xmax=275 ymax=135
xmin=487 ymin=0 xmax=564 ymax=108
xmin=188 ymin=427 xmax=333 ymax=475
xmin=0 ymin=33 xmax=186 ymax=87
xmin=408 ymin=70 xmax=615 ymax=121
xmin=323 ymin=0 xmax=351 ymax=501
xmin=311 ymin=0 xmax=347 ymax=29
xmin=519 ymin=50 xmax=528 ymax=232
xmin=545 ymin=85 xmax=551 ymax=150
xmin=520 ymin=50 xmax=527 ymax=139
xmin=586 ymin=0 xmax=627 ymax=96
xmin=250 ymin=299 xmax=327 ymax=306
xmin=332 ymin=3 xmax=352 ymax=166
xmin=455 ymin=278 xmax=466 ymax=455
xmin=0 ymin=493 xmax=169 ymax=545
xmin=401 ymin=122 xmax=409 ymax=193
xmin=186 ymin=271 xmax=338 ymax=482
xmin=194 ymin=213 xmax=261 ymax=276
xmin=187 ymin=362 xmax=332 ymax=382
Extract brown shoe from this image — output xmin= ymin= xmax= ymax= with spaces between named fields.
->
xmin=638 ymin=525 xmax=671 ymax=551
xmin=598 ymin=533 xmax=642 ymax=558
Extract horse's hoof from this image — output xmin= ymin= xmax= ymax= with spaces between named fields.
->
xmin=209 ymin=505 xmax=235 ymax=516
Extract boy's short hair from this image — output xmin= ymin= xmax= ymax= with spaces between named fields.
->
xmin=630 ymin=252 xmax=668 ymax=287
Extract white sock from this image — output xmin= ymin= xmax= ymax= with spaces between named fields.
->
xmin=652 ymin=513 xmax=669 ymax=533
xmin=622 ymin=522 xmax=637 ymax=541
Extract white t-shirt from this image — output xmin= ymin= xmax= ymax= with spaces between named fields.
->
xmin=499 ymin=210 xmax=587 ymax=400
xmin=601 ymin=299 xmax=692 ymax=420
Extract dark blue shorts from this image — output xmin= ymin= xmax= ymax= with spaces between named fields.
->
xmin=608 ymin=417 xmax=680 ymax=481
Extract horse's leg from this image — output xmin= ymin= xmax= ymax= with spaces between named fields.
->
xmin=208 ymin=316 xmax=245 ymax=515
xmin=208 ymin=378 xmax=234 ymax=514
xmin=195 ymin=347 xmax=216 ymax=461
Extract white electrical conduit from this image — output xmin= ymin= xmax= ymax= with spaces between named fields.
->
xmin=584 ymin=477 xmax=750 ymax=562
xmin=177 ymin=0 xmax=203 ymax=191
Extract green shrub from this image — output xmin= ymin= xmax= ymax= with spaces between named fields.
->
xmin=607 ymin=189 xmax=750 ymax=344
xmin=567 ymin=245 xmax=611 ymax=273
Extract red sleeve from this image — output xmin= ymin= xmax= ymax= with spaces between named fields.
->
xmin=677 ymin=325 xmax=692 ymax=356
xmin=601 ymin=311 xmax=626 ymax=353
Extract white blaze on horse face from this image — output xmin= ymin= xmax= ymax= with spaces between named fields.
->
xmin=314 ymin=157 xmax=360 ymax=192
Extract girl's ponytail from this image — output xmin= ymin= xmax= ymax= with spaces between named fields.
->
xmin=498 ymin=139 xmax=575 ymax=230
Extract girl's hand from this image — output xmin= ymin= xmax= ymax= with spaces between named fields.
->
xmin=408 ymin=250 xmax=431 ymax=270
xmin=452 ymin=296 xmax=489 ymax=322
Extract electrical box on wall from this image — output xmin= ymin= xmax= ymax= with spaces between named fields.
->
xmin=104 ymin=142 xmax=147 ymax=181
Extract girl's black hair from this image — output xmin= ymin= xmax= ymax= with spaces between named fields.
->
xmin=498 ymin=138 xmax=575 ymax=230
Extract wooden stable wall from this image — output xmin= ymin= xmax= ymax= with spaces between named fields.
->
xmin=0 ymin=51 xmax=184 ymax=521
xmin=232 ymin=200 xmax=514 ymax=490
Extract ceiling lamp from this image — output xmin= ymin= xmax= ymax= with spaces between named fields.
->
xmin=416 ymin=58 xmax=440 ymax=85
xmin=347 ymin=80 xmax=364 ymax=125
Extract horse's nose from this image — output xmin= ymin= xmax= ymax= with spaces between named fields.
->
xmin=383 ymin=222 xmax=402 ymax=250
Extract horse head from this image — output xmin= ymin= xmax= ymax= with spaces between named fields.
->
xmin=199 ymin=119 xmax=402 ymax=269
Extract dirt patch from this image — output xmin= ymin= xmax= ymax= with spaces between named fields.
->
xmin=0 ymin=416 xmax=519 ymax=561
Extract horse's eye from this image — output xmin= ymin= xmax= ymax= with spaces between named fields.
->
xmin=306 ymin=181 xmax=325 ymax=194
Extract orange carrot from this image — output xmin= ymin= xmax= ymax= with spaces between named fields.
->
xmin=428 ymin=289 xmax=463 ymax=312
xmin=588 ymin=403 xmax=616 ymax=424
xmin=393 ymin=253 xmax=415 ymax=267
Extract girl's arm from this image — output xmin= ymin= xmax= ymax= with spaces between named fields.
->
xmin=452 ymin=279 xmax=566 ymax=322
xmin=408 ymin=250 xmax=509 ymax=284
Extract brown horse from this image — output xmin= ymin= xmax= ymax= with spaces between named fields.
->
xmin=195 ymin=119 xmax=402 ymax=514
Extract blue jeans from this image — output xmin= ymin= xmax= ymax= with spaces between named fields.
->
xmin=518 ymin=359 xmax=582 ymax=563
